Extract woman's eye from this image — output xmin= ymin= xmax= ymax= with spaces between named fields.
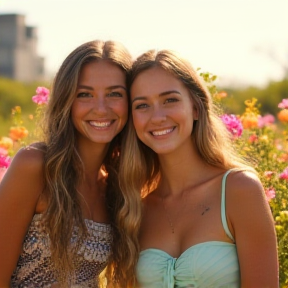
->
xmin=165 ymin=98 xmax=178 ymax=104
xmin=107 ymin=91 xmax=123 ymax=97
xmin=135 ymin=103 xmax=148 ymax=109
xmin=77 ymin=92 xmax=92 ymax=98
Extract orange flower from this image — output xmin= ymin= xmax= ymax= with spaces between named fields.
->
xmin=214 ymin=91 xmax=227 ymax=100
xmin=278 ymin=109 xmax=288 ymax=123
xmin=241 ymin=115 xmax=259 ymax=129
xmin=9 ymin=126 xmax=28 ymax=141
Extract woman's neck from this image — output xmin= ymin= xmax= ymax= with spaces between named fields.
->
xmin=157 ymin=143 xmax=211 ymax=197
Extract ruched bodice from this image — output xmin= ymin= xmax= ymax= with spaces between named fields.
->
xmin=11 ymin=214 xmax=112 ymax=288
xmin=136 ymin=170 xmax=240 ymax=288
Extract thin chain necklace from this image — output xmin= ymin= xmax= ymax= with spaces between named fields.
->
xmin=160 ymin=191 xmax=187 ymax=234
xmin=160 ymin=190 xmax=211 ymax=234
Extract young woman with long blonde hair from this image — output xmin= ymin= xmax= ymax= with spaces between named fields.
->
xmin=119 ymin=49 xmax=279 ymax=288
xmin=0 ymin=40 xmax=138 ymax=288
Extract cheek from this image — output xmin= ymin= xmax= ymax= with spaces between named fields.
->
xmin=70 ymin=103 xmax=80 ymax=123
xmin=113 ymin=101 xmax=128 ymax=123
xmin=132 ymin=111 xmax=142 ymax=130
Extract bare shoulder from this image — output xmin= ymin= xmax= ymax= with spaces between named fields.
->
xmin=1 ymin=143 xmax=46 ymax=199
xmin=225 ymin=171 xmax=278 ymax=287
xmin=9 ymin=143 xmax=45 ymax=172
xmin=225 ymin=170 xmax=272 ymax=231
xmin=226 ymin=170 xmax=265 ymax=202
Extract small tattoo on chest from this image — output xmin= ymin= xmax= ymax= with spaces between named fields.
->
xmin=201 ymin=206 xmax=210 ymax=215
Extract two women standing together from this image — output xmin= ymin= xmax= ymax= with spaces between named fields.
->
xmin=0 ymin=40 xmax=278 ymax=288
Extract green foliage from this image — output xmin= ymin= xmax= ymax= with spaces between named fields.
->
xmin=0 ymin=77 xmax=50 ymax=118
xmin=232 ymin=108 xmax=288 ymax=287
xmin=0 ymin=77 xmax=49 ymax=136
xmin=221 ymin=78 xmax=288 ymax=116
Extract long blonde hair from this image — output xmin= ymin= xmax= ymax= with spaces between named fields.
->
xmin=118 ymin=50 xmax=253 ymax=280
xmin=41 ymin=40 xmax=136 ymax=286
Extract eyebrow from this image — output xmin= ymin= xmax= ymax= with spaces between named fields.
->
xmin=77 ymin=84 xmax=127 ymax=91
xmin=132 ymin=90 xmax=181 ymax=104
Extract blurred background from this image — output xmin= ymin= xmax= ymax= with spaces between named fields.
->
xmin=1 ymin=0 xmax=288 ymax=134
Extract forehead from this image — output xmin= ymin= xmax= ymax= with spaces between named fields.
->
xmin=78 ymin=60 xmax=126 ymax=85
xmin=131 ymin=66 xmax=186 ymax=97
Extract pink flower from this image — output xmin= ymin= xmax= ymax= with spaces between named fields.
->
xmin=220 ymin=114 xmax=243 ymax=138
xmin=264 ymin=171 xmax=274 ymax=179
xmin=265 ymin=188 xmax=276 ymax=202
xmin=258 ymin=114 xmax=275 ymax=128
xmin=32 ymin=86 xmax=49 ymax=105
xmin=0 ymin=147 xmax=8 ymax=156
xmin=0 ymin=155 xmax=11 ymax=169
xmin=279 ymin=167 xmax=288 ymax=180
xmin=278 ymin=99 xmax=288 ymax=109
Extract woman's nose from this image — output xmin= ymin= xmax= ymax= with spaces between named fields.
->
xmin=92 ymin=97 xmax=108 ymax=115
xmin=150 ymin=106 xmax=166 ymax=124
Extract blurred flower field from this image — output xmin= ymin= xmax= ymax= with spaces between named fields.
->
xmin=0 ymin=81 xmax=288 ymax=286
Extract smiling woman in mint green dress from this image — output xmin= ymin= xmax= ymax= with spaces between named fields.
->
xmin=119 ymin=49 xmax=279 ymax=288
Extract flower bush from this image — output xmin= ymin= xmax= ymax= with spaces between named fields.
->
xmin=0 ymin=84 xmax=288 ymax=286
xmin=221 ymin=97 xmax=288 ymax=286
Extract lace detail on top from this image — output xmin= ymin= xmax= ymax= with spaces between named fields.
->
xmin=11 ymin=214 xmax=112 ymax=288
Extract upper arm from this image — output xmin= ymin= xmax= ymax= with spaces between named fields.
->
xmin=0 ymin=147 xmax=45 ymax=285
xmin=226 ymin=171 xmax=279 ymax=288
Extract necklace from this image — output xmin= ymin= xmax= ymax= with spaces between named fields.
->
xmin=160 ymin=191 xmax=187 ymax=234
xmin=160 ymin=191 xmax=211 ymax=234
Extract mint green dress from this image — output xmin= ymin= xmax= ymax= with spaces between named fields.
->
xmin=136 ymin=170 xmax=240 ymax=288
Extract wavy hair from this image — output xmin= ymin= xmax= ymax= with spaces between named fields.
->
xmin=40 ymin=40 xmax=136 ymax=287
xmin=118 ymin=50 xmax=254 ymax=272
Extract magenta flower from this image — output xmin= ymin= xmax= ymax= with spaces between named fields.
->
xmin=278 ymin=99 xmax=288 ymax=109
xmin=265 ymin=188 xmax=276 ymax=202
xmin=258 ymin=114 xmax=275 ymax=128
xmin=32 ymin=86 xmax=49 ymax=105
xmin=279 ymin=167 xmax=288 ymax=180
xmin=0 ymin=155 xmax=11 ymax=169
xmin=220 ymin=114 xmax=243 ymax=138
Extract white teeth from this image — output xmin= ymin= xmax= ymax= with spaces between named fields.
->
xmin=152 ymin=128 xmax=174 ymax=136
xmin=89 ymin=121 xmax=112 ymax=128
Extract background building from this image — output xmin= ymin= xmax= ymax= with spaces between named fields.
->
xmin=0 ymin=13 xmax=45 ymax=82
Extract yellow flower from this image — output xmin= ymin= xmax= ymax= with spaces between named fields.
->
xmin=0 ymin=137 xmax=14 ymax=150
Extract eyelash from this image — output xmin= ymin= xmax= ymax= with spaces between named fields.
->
xmin=107 ymin=91 xmax=123 ymax=97
xmin=77 ymin=92 xmax=92 ymax=98
xmin=134 ymin=98 xmax=179 ymax=109
xmin=165 ymin=98 xmax=179 ymax=103
xmin=135 ymin=103 xmax=149 ymax=109
xmin=76 ymin=91 xmax=123 ymax=98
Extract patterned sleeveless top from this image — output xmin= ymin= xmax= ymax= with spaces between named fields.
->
xmin=11 ymin=214 xmax=112 ymax=288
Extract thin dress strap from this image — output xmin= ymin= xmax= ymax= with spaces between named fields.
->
xmin=221 ymin=169 xmax=235 ymax=242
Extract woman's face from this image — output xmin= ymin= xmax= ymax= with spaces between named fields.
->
xmin=71 ymin=60 xmax=128 ymax=145
xmin=130 ymin=66 xmax=198 ymax=155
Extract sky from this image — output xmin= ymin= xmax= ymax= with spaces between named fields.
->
xmin=1 ymin=0 xmax=288 ymax=88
